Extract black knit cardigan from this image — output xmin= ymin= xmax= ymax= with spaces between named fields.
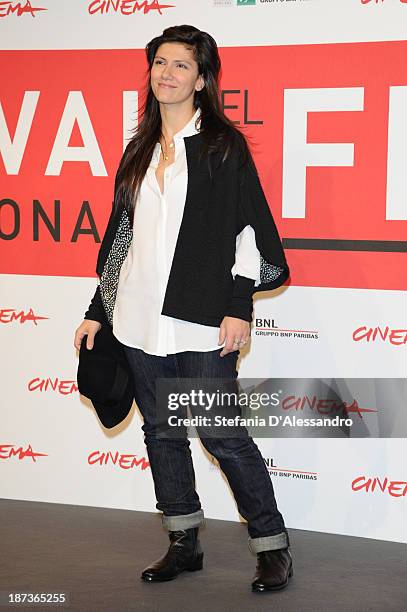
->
xmin=84 ymin=132 xmax=290 ymax=328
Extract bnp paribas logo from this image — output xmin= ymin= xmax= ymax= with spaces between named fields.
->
xmin=237 ymin=0 xmax=256 ymax=5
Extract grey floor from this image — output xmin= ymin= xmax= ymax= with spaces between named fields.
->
xmin=1 ymin=499 xmax=406 ymax=612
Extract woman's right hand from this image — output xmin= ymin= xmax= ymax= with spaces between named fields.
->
xmin=74 ymin=319 xmax=102 ymax=351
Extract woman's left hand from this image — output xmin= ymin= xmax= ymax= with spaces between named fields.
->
xmin=218 ymin=316 xmax=251 ymax=357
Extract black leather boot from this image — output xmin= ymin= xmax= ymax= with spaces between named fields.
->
xmin=251 ymin=547 xmax=293 ymax=592
xmin=141 ymin=527 xmax=203 ymax=582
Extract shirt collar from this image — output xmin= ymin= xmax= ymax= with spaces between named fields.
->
xmin=173 ymin=107 xmax=202 ymax=141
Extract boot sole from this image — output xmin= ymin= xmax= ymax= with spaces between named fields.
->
xmin=141 ymin=553 xmax=204 ymax=582
xmin=251 ymin=565 xmax=293 ymax=592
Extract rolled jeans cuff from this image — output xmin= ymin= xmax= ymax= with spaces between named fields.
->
xmin=248 ymin=530 xmax=289 ymax=554
xmin=162 ymin=509 xmax=205 ymax=531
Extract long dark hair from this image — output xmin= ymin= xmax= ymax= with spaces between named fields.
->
xmin=115 ymin=24 xmax=253 ymax=225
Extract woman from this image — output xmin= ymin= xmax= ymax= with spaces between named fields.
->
xmin=74 ymin=25 xmax=292 ymax=593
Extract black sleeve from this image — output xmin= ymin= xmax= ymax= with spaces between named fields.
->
xmin=83 ymin=166 xmax=124 ymax=326
xmin=236 ymin=150 xmax=290 ymax=294
xmin=84 ymin=284 xmax=109 ymax=326
xmin=224 ymin=275 xmax=255 ymax=322
xmin=223 ymin=147 xmax=289 ymax=323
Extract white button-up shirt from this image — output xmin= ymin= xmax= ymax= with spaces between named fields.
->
xmin=112 ymin=108 xmax=261 ymax=356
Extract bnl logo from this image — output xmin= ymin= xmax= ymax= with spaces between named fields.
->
xmin=255 ymin=319 xmax=278 ymax=329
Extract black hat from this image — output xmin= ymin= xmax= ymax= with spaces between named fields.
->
xmin=77 ymin=324 xmax=134 ymax=429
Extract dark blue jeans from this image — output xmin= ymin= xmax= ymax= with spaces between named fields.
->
xmin=122 ymin=344 xmax=289 ymax=553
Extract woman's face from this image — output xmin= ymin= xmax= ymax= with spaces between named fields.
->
xmin=151 ymin=42 xmax=204 ymax=107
